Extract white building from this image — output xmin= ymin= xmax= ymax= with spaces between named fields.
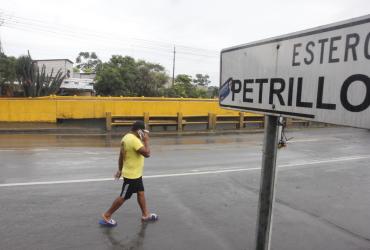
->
xmin=33 ymin=59 xmax=73 ymax=77
xmin=60 ymin=78 xmax=95 ymax=96
xmin=72 ymin=72 xmax=96 ymax=79
xmin=33 ymin=59 xmax=96 ymax=96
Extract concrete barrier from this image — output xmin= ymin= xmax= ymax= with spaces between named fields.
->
xmin=0 ymin=96 xmax=261 ymax=123
xmin=0 ymin=98 xmax=57 ymax=122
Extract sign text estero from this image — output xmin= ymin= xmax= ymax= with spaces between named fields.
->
xmin=229 ymin=31 xmax=370 ymax=113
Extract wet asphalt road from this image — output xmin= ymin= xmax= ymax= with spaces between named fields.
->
xmin=0 ymin=127 xmax=370 ymax=250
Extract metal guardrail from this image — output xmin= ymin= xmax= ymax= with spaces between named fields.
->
xmin=106 ymin=112 xmax=265 ymax=131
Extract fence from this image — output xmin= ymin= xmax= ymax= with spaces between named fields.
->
xmin=106 ymin=112 xmax=265 ymax=131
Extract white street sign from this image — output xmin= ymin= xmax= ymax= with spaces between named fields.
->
xmin=220 ymin=15 xmax=370 ymax=129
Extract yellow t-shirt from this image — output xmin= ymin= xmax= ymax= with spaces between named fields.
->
xmin=121 ymin=133 xmax=144 ymax=179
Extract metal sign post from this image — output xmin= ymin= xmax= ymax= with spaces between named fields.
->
xmin=219 ymin=15 xmax=370 ymax=250
xmin=255 ymin=115 xmax=279 ymax=250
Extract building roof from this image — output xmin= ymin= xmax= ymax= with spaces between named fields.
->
xmin=34 ymin=59 xmax=74 ymax=64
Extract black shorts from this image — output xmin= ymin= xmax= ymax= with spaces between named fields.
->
xmin=119 ymin=177 xmax=144 ymax=200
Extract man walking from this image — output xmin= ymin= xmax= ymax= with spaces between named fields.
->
xmin=101 ymin=120 xmax=158 ymax=226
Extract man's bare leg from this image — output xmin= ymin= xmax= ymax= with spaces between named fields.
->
xmin=137 ymin=191 xmax=150 ymax=218
xmin=102 ymin=196 xmax=125 ymax=221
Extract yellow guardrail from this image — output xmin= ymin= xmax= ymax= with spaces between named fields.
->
xmin=106 ymin=112 xmax=265 ymax=131
xmin=0 ymin=96 xmax=262 ymax=123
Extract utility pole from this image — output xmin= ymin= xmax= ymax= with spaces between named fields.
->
xmin=0 ymin=15 xmax=3 ymax=54
xmin=172 ymin=45 xmax=176 ymax=86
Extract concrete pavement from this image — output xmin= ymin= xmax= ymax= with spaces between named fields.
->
xmin=0 ymin=127 xmax=369 ymax=249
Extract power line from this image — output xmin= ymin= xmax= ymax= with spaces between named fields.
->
xmin=0 ymin=11 xmax=219 ymax=57
xmin=1 ymin=11 xmax=217 ymax=53
xmin=2 ymin=23 xmax=219 ymax=63
xmin=2 ymin=20 xmax=219 ymax=59
xmin=0 ymin=10 xmax=221 ymax=83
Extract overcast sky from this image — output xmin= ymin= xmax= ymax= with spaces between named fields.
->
xmin=0 ymin=0 xmax=369 ymax=86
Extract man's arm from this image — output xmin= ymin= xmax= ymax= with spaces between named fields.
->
xmin=115 ymin=143 xmax=125 ymax=179
xmin=137 ymin=133 xmax=150 ymax=158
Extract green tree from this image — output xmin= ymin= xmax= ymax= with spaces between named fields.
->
xmin=162 ymin=74 xmax=207 ymax=98
xmin=193 ymin=73 xmax=211 ymax=87
xmin=0 ymin=52 xmax=17 ymax=95
xmin=75 ymin=52 xmax=102 ymax=73
xmin=163 ymin=74 xmax=192 ymax=97
xmin=207 ymin=86 xmax=219 ymax=98
xmin=94 ymin=55 xmax=168 ymax=96
xmin=176 ymin=74 xmax=192 ymax=85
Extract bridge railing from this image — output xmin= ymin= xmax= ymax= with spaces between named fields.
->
xmin=106 ymin=112 xmax=265 ymax=131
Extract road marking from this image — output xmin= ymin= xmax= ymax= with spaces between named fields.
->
xmin=277 ymin=155 xmax=370 ymax=169
xmin=0 ymin=178 xmax=114 ymax=187
xmin=287 ymin=137 xmax=342 ymax=143
xmin=0 ymin=155 xmax=369 ymax=188
xmin=288 ymin=139 xmax=324 ymax=143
